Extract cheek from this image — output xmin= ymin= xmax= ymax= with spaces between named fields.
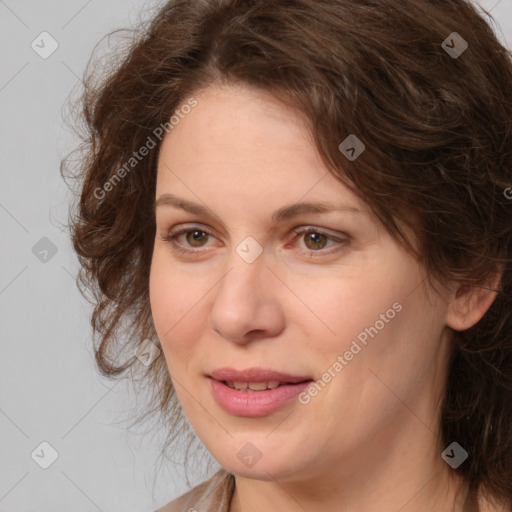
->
xmin=321 ymin=275 xmax=447 ymax=415
xmin=149 ymin=252 xmax=196 ymax=360
xmin=300 ymin=254 xmax=439 ymax=391
xmin=295 ymin=267 xmax=405 ymax=357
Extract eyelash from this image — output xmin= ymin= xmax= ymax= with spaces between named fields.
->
xmin=159 ymin=225 xmax=349 ymax=258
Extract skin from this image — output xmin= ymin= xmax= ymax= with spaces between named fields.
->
xmin=149 ymin=83 xmax=499 ymax=512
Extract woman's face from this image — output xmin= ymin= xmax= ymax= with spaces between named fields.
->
xmin=149 ymin=83 xmax=454 ymax=483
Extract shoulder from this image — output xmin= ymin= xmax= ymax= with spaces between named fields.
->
xmin=154 ymin=469 xmax=235 ymax=512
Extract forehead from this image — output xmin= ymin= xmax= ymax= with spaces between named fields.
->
xmin=159 ymin=84 xmax=314 ymax=171
xmin=155 ymin=83 xmax=369 ymax=214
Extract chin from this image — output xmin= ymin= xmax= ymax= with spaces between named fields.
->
xmin=224 ymin=460 xmax=295 ymax=481
xmin=212 ymin=443 xmax=306 ymax=481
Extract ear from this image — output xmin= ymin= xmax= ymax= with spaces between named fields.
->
xmin=445 ymin=272 xmax=502 ymax=331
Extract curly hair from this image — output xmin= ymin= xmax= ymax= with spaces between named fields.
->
xmin=61 ymin=0 xmax=512 ymax=504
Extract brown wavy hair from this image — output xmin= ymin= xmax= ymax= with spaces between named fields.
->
xmin=61 ymin=0 xmax=512 ymax=504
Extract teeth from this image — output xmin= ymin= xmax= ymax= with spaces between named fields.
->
xmin=225 ymin=381 xmax=282 ymax=391
xmin=248 ymin=381 xmax=270 ymax=391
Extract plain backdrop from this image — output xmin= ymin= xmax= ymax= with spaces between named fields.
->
xmin=1 ymin=0 xmax=511 ymax=511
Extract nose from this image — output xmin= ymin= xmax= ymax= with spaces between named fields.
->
xmin=208 ymin=250 xmax=286 ymax=344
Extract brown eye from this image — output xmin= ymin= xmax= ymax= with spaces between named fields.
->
xmin=160 ymin=226 xmax=216 ymax=254
xmin=292 ymin=227 xmax=350 ymax=258
xmin=303 ymin=231 xmax=329 ymax=250
xmin=184 ymin=230 xmax=209 ymax=247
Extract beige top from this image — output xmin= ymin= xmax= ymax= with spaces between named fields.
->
xmin=155 ymin=469 xmax=480 ymax=512
xmin=155 ymin=469 xmax=235 ymax=512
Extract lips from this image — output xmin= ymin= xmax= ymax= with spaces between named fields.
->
xmin=208 ymin=367 xmax=314 ymax=416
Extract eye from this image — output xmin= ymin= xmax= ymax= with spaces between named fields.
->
xmin=159 ymin=225 xmax=214 ymax=254
xmin=159 ymin=224 xmax=350 ymax=257
xmin=290 ymin=227 xmax=349 ymax=257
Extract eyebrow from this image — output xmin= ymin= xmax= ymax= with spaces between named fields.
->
xmin=154 ymin=193 xmax=360 ymax=224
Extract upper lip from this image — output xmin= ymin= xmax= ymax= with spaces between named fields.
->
xmin=209 ymin=367 xmax=312 ymax=384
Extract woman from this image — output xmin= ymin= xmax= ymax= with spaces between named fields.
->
xmin=62 ymin=0 xmax=512 ymax=510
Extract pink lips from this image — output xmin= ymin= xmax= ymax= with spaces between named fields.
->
xmin=208 ymin=367 xmax=313 ymax=417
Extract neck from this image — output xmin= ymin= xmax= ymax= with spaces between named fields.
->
xmin=230 ymin=469 xmax=466 ymax=512
xmin=229 ymin=415 xmax=468 ymax=512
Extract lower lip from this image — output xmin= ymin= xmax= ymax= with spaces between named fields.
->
xmin=209 ymin=378 xmax=312 ymax=417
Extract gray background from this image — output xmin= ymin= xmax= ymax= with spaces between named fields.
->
xmin=0 ymin=0 xmax=511 ymax=511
